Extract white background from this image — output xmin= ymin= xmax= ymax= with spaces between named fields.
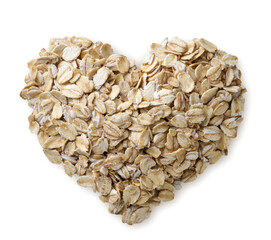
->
xmin=0 ymin=0 xmax=270 ymax=239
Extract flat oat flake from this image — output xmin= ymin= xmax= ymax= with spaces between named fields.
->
xmin=20 ymin=36 xmax=245 ymax=225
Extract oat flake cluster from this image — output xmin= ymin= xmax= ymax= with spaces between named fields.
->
xmin=20 ymin=36 xmax=245 ymax=225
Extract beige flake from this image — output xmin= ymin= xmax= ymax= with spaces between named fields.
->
xmin=147 ymin=169 xmax=165 ymax=186
xmin=122 ymin=206 xmax=151 ymax=225
xmin=61 ymin=84 xmax=83 ymax=98
xmin=162 ymin=54 xmax=177 ymax=67
xmin=57 ymin=122 xmax=78 ymax=141
xmin=64 ymin=160 xmax=76 ymax=177
xmin=158 ymin=190 xmax=174 ymax=202
xmin=62 ymin=46 xmax=81 ymax=61
xmin=57 ymin=65 xmax=73 ymax=84
xmin=110 ymin=85 xmax=120 ymax=100
xmin=170 ymin=114 xmax=187 ymax=128
xmin=127 ymin=89 xmax=142 ymax=104
xmin=116 ymin=56 xmax=130 ymax=73
xmin=93 ymin=67 xmax=111 ymax=90
xmin=146 ymin=147 xmax=161 ymax=158
xmin=123 ymin=185 xmax=141 ymax=205
xmin=139 ymin=157 xmax=156 ymax=174
xmin=199 ymin=38 xmax=217 ymax=53
xmin=43 ymin=149 xmax=62 ymax=164
xmin=96 ymin=176 xmax=112 ymax=196
xmin=201 ymin=87 xmax=218 ymax=104
xmin=138 ymin=113 xmax=153 ymax=125
xmin=52 ymin=103 xmax=63 ymax=119
xmin=77 ymin=176 xmax=94 ymax=188
xmin=178 ymin=72 xmax=194 ymax=93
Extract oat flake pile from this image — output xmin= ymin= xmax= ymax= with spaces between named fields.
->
xmin=20 ymin=36 xmax=246 ymax=225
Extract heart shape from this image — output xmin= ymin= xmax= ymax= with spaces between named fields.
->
xmin=20 ymin=36 xmax=245 ymax=225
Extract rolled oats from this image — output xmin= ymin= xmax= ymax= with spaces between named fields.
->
xmin=20 ymin=36 xmax=245 ymax=225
